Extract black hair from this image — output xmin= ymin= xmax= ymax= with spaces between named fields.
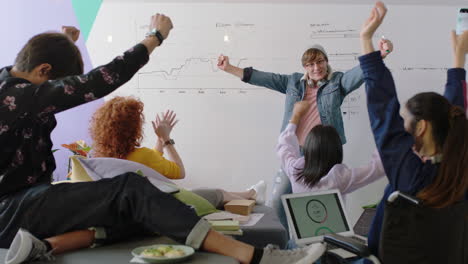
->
xmin=407 ymin=92 xmax=468 ymax=207
xmin=296 ymin=125 xmax=343 ymax=187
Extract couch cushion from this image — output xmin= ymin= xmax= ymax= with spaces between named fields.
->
xmin=67 ymin=156 xmax=217 ymax=217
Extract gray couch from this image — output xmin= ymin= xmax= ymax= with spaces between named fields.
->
xmin=0 ymin=206 xmax=286 ymax=263
xmin=0 ymin=236 xmax=238 ymax=264
xmin=234 ymin=205 xmax=288 ymax=248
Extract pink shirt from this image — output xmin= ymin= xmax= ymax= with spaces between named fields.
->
xmin=296 ymin=84 xmax=321 ymax=146
xmin=276 ymin=123 xmax=385 ymax=195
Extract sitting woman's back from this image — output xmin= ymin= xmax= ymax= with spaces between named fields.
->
xmin=276 ymin=101 xmax=385 ymax=196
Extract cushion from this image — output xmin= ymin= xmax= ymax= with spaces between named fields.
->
xmin=69 ymin=156 xmax=217 ymax=217
xmin=77 ymin=157 xmax=179 ymax=194
xmin=172 ymin=187 xmax=218 ymax=217
xmin=70 ymin=156 xmax=171 ymax=183
xmin=70 ymin=155 xmax=93 ymax=182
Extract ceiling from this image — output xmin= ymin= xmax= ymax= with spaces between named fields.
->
xmin=106 ymin=0 xmax=466 ymax=6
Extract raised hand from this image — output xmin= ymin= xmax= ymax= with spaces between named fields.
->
xmin=379 ymin=38 xmax=394 ymax=58
xmin=360 ymin=1 xmax=387 ymax=40
xmin=61 ymin=26 xmax=80 ymax=42
xmin=451 ymin=30 xmax=468 ymax=56
xmin=290 ymin=101 xmax=312 ymax=125
xmin=149 ymin=13 xmax=173 ymax=40
xmin=451 ymin=30 xmax=468 ymax=68
xmin=152 ymin=110 xmax=178 ymax=142
xmin=217 ymin=54 xmax=231 ymax=71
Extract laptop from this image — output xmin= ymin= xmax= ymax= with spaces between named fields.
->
xmin=281 ymin=189 xmax=367 ymax=247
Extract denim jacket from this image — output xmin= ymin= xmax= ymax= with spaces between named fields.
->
xmin=242 ymin=65 xmax=364 ymax=144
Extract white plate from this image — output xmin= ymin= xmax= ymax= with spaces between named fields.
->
xmin=132 ymin=244 xmax=195 ymax=263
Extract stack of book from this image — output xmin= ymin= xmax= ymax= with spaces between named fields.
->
xmin=207 ymin=220 xmax=243 ymax=235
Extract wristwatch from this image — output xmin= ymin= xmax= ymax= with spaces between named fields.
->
xmin=163 ymin=139 xmax=175 ymax=146
xmin=145 ymin=28 xmax=164 ymax=45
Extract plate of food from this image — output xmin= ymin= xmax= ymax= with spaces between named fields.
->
xmin=132 ymin=244 xmax=195 ymax=263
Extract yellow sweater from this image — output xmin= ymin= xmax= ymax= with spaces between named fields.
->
xmin=126 ymin=147 xmax=181 ymax=179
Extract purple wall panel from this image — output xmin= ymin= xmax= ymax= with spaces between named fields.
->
xmin=0 ymin=0 xmax=103 ymax=180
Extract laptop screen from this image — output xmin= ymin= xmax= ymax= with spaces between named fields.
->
xmin=285 ymin=192 xmax=350 ymax=240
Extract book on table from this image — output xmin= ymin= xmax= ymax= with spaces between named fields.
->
xmin=208 ymin=220 xmax=243 ymax=236
xmin=203 ymin=211 xmax=251 ymax=223
xmin=208 ymin=220 xmax=240 ymax=231
xmin=218 ymin=229 xmax=243 ymax=235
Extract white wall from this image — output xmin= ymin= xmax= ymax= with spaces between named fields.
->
xmin=87 ymin=2 xmax=463 ymax=224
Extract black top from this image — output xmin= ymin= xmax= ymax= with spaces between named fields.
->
xmin=0 ymin=44 xmax=149 ymax=196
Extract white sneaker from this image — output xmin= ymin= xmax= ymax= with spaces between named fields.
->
xmin=259 ymin=243 xmax=326 ymax=264
xmin=5 ymin=229 xmax=54 ymax=264
xmin=248 ymin=180 xmax=267 ymax=205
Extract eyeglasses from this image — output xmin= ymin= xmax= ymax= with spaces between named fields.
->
xmin=305 ymin=59 xmax=326 ymax=68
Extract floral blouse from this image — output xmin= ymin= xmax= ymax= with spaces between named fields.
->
xmin=0 ymin=44 xmax=149 ymax=196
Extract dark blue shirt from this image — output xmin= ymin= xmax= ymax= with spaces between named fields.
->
xmin=359 ymin=51 xmax=467 ymax=256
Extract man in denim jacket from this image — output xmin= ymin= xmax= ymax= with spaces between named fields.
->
xmin=217 ymin=43 xmax=393 ymax=230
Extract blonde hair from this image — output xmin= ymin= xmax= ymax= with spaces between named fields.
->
xmin=301 ymin=48 xmax=328 ymax=67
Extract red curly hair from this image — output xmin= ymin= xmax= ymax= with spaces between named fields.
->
xmin=89 ymin=96 xmax=145 ymax=159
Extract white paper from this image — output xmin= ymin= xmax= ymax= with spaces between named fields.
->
xmin=203 ymin=211 xmax=251 ymax=223
xmin=240 ymin=213 xmax=264 ymax=227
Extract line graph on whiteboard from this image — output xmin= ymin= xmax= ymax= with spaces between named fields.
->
xmin=134 ymin=21 xmax=265 ymax=92
xmin=133 ymin=19 xmax=365 ymax=93
xmin=136 ymin=56 xmax=260 ymax=90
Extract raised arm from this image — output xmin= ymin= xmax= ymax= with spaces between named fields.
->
xmin=217 ymin=54 xmax=289 ymax=93
xmin=276 ymin=124 xmax=302 ymax=180
xmin=217 ymin=55 xmax=244 ymax=79
xmin=334 ymin=150 xmax=385 ymax=194
xmin=276 ymin=101 xmax=311 ymax=179
xmin=152 ymin=110 xmax=185 ymax=179
xmin=339 ymin=65 xmax=364 ymax=96
xmin=140 ymin=14 xmax=173 ymax=54
xmin=444 ymin=30 xmax=468 ymax=108
xmin=340 ymin=38 xmax=393 ymax=96
xmin=359 ymin=2 xmax=425 ymax=192
xmin=360 ymin=2 xmax=387 ymax=56
xmin=33 ymin=14 xmax=173 ymax=115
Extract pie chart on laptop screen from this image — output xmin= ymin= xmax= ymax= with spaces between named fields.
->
xmin=306 ymin=199 xmax=328 ymax=224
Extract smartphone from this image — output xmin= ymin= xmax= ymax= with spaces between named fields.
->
xmin=456 ymin=8 xmax=468 ymax=35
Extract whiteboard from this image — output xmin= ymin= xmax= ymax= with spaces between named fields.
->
xmin=87 ymin=2 xmax=464 ymax=223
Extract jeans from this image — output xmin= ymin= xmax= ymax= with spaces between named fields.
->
xmin=267 ymin=169 xmax=292 ymax=236
xmin=0 ymin=173 xmax=210 ymax=249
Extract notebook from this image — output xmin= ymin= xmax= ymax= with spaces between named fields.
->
xmin=207 ymin=220 xmax=240 ymax=231
xmin=207 ymin=220 xmax=243 ymax=235
xmin=281 ymin=189 xmax=367 ymax=246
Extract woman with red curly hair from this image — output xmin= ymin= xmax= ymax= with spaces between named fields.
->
xmin=89 ymin=96 xmax=267 ymax=207
xmin=90 ymin=96 xmax=184 ymax=179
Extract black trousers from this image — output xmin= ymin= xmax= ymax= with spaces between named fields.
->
xmin=0 ymin=173 xmax=202 ymax=248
